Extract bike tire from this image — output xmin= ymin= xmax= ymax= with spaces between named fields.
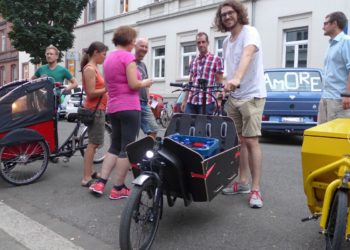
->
xmin=325 ymin=189 xmax=348 ymax=250
xmin=160 ymin=109 xmax=170 ymax=128
xmin=79 ymin=123 xmax=112 ymax=164
xmin=0 ymin=140 xmax=49 ymax=185
xmin=119 ymin=178 xmax=161 ymax=250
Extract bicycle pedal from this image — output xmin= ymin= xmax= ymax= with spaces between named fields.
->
xmin=62 ymin=157 xmax=70 ymax=163
xmin=301 ymin=214 xmax=320 ymax=222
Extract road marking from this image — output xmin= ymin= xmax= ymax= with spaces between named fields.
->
xmin=0 ymin=201 xmax=83 ymax=250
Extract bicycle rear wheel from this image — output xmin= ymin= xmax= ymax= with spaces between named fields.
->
xmin=119 ymin=178 xmax=162 ymax=250
xmin=325 ymin=189 xmax=348 ymax=250
xmin=79 ymin=123 xmax=112 ymax=164
xmin=160 ymin=109 xmax=170 ymax=128
xmin=0 ymin=140 xmax=49 ymax=185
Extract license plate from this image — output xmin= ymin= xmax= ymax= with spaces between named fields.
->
xmin=281 ymin=117 xmax=303 ymax=123
xmin=150 ymin=100 xmax=158 ymax=109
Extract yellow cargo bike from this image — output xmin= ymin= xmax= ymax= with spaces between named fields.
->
xmin=302 ymin=118 xmax=350 ymax=249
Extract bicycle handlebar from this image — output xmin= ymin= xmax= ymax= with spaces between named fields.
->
xmin=170 ymin=82 xmax=188 ymax=88
xmin=341 ymin=92 xmax=350 ymax=97
xmin=170 ymin=82 xmax=223 ymax=90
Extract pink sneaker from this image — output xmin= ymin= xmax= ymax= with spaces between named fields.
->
xmin=89 ymin=181 xmax=105 ymax=195
xmin=109 ymin=187 xmax=130 ymax=200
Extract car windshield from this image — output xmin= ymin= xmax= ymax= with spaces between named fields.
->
xmin=265 ymin=71 xmax=323 ymax=92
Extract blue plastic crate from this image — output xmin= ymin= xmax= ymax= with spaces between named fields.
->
xmin=168 ymin=134 xmax=219 ymax=158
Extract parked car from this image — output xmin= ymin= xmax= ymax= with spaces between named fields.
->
xmin=261 ymin=68 xmax=323 ymax=135
xmin=65 ymin=91 xmax=85 ymax=122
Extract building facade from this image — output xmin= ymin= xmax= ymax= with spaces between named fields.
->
xmin=0 ymin=16 xmax=18 ymax=87
xmin=15 ymin=0 xmax=350 ymax=97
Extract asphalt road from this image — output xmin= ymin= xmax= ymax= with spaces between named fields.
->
xmin=0 ymin=120 xmax=349 ymax=250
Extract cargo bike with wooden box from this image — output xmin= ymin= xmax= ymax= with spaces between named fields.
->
xmin=119 ymin=80 xmax=240 ymax=250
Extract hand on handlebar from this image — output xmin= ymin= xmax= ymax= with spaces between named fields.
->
xmin=61 ymin=87 xmax=72 ymax=95
xmin=224 ymin=79 xmax=240 ymax=92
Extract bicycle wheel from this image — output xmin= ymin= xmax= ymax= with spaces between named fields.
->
xmin=160 ymin=109 xmax=170 ymax=128
xmin=79 ymin=123 xmax=112 ymax=164
xmin=0 ymin=140 xmax=49 ymax=185
xmin=119 ymin=178 xmax=162 ymax=250
xmin=325 ymin=189 xmax=348 ymax=250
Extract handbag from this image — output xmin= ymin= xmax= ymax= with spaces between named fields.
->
xmin=77 ymin=96 xmax=102 ymax=126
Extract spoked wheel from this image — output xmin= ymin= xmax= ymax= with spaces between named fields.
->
xmin=119 ymin=178 xmax=162 ymax=250
xmin=0 ymin=140 xmax=49 ymax=185
xmin=79 ymin=123 xmax=112 ymax=164
xmin=160 ymin=109 xmax=170 ymax=128
xmin=325 ymin=189 xmax=348 ymax=250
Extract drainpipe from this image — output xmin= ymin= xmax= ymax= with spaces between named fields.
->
xmin=102 ymin=0 xmax=105 ymax=43
xmin=251 ymin=0 xmax=257 ymax=26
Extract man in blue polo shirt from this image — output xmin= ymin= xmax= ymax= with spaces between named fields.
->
xmin=318 ymin=11 xmax=350 ymax=124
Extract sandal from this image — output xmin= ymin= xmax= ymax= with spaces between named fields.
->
xmin=91 ymin=172 xmax=100 ymax=179
xmin=81 ymin=179 xmax=95 ymax=187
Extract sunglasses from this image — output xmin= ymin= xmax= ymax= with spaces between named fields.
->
xmin=323 ymin=21 xmax=332 ymax=26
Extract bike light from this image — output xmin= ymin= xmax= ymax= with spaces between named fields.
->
xmin=146 ymin=150 xmax=154 ymax=159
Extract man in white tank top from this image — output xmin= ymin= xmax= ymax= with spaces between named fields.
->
xmin=214 ymin=0 xmax=266 ymax=208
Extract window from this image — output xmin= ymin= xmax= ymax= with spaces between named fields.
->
xmin=283 ymin=28 xmax=308 ymax=68
xmin=265 ymin=70 xmax=323 ymax=92
xmin=88 ymin=0 xmax=96 ymax=22
xmin=1 ymin=32 xmax=6 ymax=52
xmin=12 ymin=87 xmax=49 ymax=118
xmin=152 ymin=47 xmax=165 ymax=79
xmin=181 ymin=43 xmax=196 ymax=78
xmin=22 ymin=63 xmax=29 ymax=80
xmin=215 ymin=37 xmax=225 ymax=58
xmin=10 ymin=64 xmax=17 ymax=82
xmin=120 ymin=0 xmax=128 ymax=13
xmin=0 ymin=66 xmax=5 ymax=86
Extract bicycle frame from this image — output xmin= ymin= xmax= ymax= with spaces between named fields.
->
xmin=304 ymin=157 xmax=350 ymax=237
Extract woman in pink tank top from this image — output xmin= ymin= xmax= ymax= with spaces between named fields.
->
xmin=89 ymin=26 xmax=153 ymax=200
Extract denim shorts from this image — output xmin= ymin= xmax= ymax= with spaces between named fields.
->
xmin=140 ymin=102 xmax=159 ymax=134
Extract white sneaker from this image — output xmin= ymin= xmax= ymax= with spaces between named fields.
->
xmin=249 ymin=190 xmax=263 ymax=208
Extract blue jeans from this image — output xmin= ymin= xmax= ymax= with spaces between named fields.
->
xmin=140 ymin=102 xmax=159 ymax=134
xmin=185 ymin=102 xmax=215 ymax=115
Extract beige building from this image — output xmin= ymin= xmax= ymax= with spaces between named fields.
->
xmin=20 ymin=0 xmax=350 ymax=97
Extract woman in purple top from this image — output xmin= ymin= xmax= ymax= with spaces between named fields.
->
xmin=90 ymin=26 xmax=153 ymax=200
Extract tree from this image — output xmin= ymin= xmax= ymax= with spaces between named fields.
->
xmin=0 ymin=0 xmax=88 ymax=64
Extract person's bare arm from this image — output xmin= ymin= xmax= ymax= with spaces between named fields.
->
xmin=126 ymin=62 xmax=152 ymax=90
xmin=83 ymin=68 xmax=106 ymax=98
xmin=67 ymin=77 xmax=78 ymax=91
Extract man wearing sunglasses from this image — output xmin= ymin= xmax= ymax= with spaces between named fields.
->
xmin=318 ymin=11 xmax=350 ymax=124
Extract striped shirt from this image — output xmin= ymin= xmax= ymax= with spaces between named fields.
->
xmin=188 ymin=52 xmax=223 ymax=105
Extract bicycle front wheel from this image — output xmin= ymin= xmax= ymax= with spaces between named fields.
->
xmin=0 ymin=140 xmax=49 ymax=185
xmin=79 ymin=123 xmax=112 ymax=164
xmin=325 ymin=189 xmax=348 ymax=250
xmin=119 ymin=178 xmax=162 ymax=250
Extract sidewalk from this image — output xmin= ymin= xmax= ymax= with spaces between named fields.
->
xmin=0 ymin=201 xmax=83 ymax=250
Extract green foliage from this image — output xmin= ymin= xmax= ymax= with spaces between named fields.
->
xmin=0 ymin=0 xmax=88 ymax=64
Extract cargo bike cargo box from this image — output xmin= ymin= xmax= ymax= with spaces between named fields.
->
xmin=128 ymin=113 xmax=240 ymax=202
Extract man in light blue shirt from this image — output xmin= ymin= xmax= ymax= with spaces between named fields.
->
xmin=318 ymin=11 xmax=350 ymax=124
